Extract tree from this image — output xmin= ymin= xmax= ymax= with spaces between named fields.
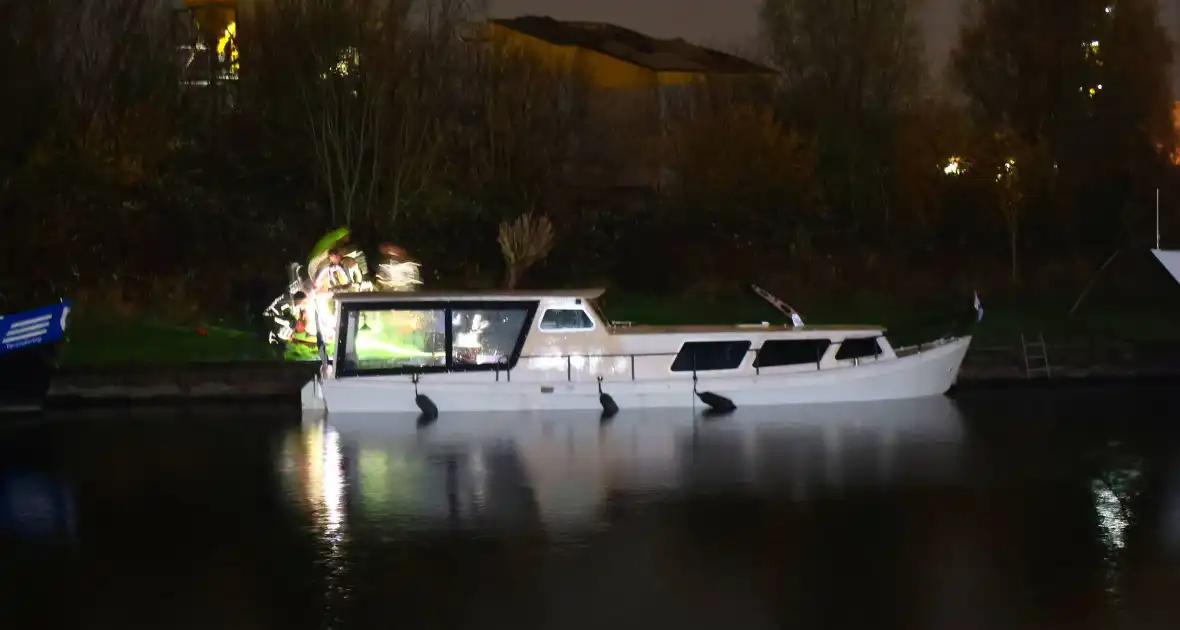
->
xmin=948 ymin=126 xmax=1050 ymax=285
xmin=248 ymin=0 xmax=398 ymax=227
xmin=759 ymin=0 xmax=927 ymax=236
xmin=442 ymin=39 xmax=582 ymax=226
xmin=498 ymin=213 xmax=554 ymax=289
xmin=4 ymin=0 xmax=181 ymax=181
xmin=668 ymin=100 xmax=820 ymax=256
xmin=0 ymin=0 xmax=183 ymax=307
xmin=246 ymin=0 xmax=479 ymax=231
xmin=890 ymin=96 xmax=974 ymax=247
xmin=953 ymin=0 xmax=1173 ymax=177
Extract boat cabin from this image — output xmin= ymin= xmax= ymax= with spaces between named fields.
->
xmin=329 ymin=289 xmax=895 ymax=382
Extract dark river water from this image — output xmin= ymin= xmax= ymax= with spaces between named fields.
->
xmin=3 ymin=386 xmax=1180 ymax=630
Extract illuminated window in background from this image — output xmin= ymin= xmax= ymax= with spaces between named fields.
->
xmin=343 ymin=308 xmax=446 ymax=372
xmin=217 ymin=21 xmax=239 ymax=77
xmin=451 ymin=307 xmax=532 ymax=368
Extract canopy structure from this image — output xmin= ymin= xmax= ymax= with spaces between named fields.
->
xmin=1152 ymin=249 xmax=1180 ymax=286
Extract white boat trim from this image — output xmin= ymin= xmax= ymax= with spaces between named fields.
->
xmin=299 ymin=289 xmax=972 ymax=416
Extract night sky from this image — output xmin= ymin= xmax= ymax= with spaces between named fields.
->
xmin=492 ymin=0 xmax=1180 ymax=94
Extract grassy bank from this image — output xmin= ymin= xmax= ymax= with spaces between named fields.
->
xmin=54 ymin=288 xmax=1180 ymax=366
xmin=60 ymin=319 xmax=279 ymax=366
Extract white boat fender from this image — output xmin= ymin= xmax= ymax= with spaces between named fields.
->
xmin=597 ymin=376 xmax=619 ymax=419
xmin=411 ymin=374 xmax=438 ymax=421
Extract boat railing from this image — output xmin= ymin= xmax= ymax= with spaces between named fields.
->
xmin=893 ymin=336 xmax=956 ymax=358
xmin=499 ymin=341 xmax=863 ymax=383
xmin=488 ymin=349 xmax=772 ymax=383
xmin=343 ymin=332 xmax=957 ymax=383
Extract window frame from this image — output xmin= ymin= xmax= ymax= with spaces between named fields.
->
xmin=754 ymin=339 xmax=832 ymax=369
xmin=669 ymin=340 xmax=752 ymax=373
xmin=536 ymin=307 xmax=597 ymax=333
xmin=834 ymin=336 xmax=883 ymax=362
xmin=335 ymin=299 xmax=539 ymax=378
xmin=449 ymin=301 xmax=540 ymax=373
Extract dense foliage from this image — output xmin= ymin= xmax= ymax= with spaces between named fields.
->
xmin=0 ymin=0 xmax=1176 ymax=324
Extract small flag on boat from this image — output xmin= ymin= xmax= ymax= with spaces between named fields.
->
xmin=973 ymin=291 xmax=983 ymax=322
xmin=790 ymin=312 xmax=804 ymax=327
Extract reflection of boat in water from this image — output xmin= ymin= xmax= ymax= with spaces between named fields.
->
xmin=0 ymin=426 xmax=77 ymax=542
xmin=316 ymin=396 xmax=967 ymax=536
xmin=302 ymin=288 xmax=973 ymax=415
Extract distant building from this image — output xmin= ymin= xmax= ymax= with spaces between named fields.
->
xmin=464 ymin=16 xmax=777 ymax=189
xmin=171 ymin=0 xmax=241 ymax=94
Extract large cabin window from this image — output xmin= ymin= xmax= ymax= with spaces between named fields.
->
xmin=670 ymin=341 xmax=752 ymax=372
xmin=450 ymin=304 xmax=535 ymax=370
xmin=835 ymin=337 xmax=882 ymax=361
xmin=341 ymin=307 xmax=447 ymax=373
xmin=754 ymin=339 xmax=831 ymax=368
xmin=538 ymin=308 xmax=594 ymax=331
xmin=336 ymin=299 xmax=538 ymax=376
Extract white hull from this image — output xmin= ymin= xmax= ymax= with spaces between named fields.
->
xmin=303 ymin=336 xmax=971 ymax=415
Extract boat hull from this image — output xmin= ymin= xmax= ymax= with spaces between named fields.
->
xmin=0 ymin=343 xmax=59 ymax=412
xmin=303 ymin=336 xmax=972 ymax=415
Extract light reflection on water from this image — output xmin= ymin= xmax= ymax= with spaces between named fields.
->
xmin=4 ymin=387 xmax=1180 ymax=630
xmin=302 ymin=396 xmax=967 ymax=541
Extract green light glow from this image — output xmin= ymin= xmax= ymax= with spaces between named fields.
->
xmin=354 ymin=332 xmax=436 ymax=359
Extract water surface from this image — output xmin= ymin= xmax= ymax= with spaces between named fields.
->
xmin=3 ymin=386 xmax=1180 ymax=630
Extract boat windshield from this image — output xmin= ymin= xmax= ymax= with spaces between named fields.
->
xmin=337 ymin=300 xmax=539 ymax=375
xmin=341 ymin=307 xmax=447 ymax=373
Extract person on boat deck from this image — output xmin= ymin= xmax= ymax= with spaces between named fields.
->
xmin=314 ymin=249 xmax=351 ymax=292
xmin=344 ymin=257 xmax=365 ymax=285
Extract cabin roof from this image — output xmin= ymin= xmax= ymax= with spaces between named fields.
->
xmin=490 ymin=16 xmax=776 ymax=75
xmin=334 ymin=288 xmax=606 ymax=303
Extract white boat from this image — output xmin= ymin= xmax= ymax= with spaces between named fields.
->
xmin=299 ymin=289 xmax=972 ymax=415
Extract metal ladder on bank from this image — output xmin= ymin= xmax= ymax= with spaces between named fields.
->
xmin=1020 ymin=333 xmax=1052 ymax=379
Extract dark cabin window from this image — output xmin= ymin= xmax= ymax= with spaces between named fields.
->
xmin=450 ymin=305 xmax=535 ymax=370
xmin=755 ymin=339 xmax=831 ymax=368
xmin=539 ymin=309 xmax=594 ymax=331
xmin=670 ymin=341 xmax=752 ymax=372
xmin=835 ymin=337 xmax=882 ymax=361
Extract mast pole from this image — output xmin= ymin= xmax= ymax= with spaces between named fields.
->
xmin=1157 ymin=188 xmax=1161 ymax=250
